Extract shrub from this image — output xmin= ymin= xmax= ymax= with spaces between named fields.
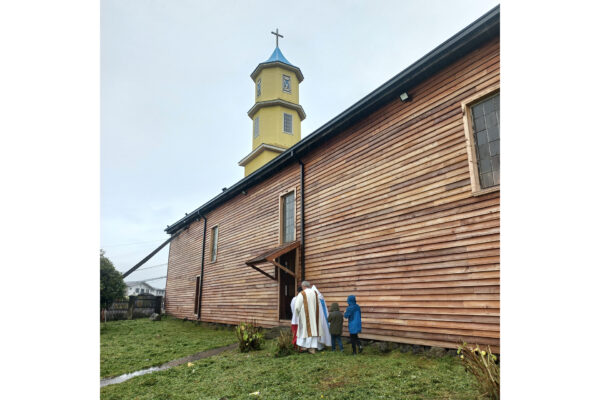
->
xmin=100 ymin=249 xmax=126 ymax=312
xmin=457 ymin=343 xmax=500 ymax=400
xmin=235 ymin=321 xmax=264 ymax=352
xmin=274 ymin=329 xmax=294 ymax=357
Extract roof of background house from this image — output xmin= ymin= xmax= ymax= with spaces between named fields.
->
xmin=166 ymin=5 xmax=500 ymax=235
xmin=125 ymin=281 xmax=163 ymax=291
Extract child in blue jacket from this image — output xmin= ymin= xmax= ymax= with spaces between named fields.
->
xmin=344 ymin=295 xmax=363 ymax=354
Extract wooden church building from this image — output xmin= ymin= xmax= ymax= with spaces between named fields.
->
xmin=165 ymin=6 xmax=500 ymax=352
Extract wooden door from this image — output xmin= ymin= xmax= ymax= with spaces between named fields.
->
xmin=278 ymin=251 xmax=296 ymax=320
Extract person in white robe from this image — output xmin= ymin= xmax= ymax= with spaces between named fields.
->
xmin=312 ymin=285 xmax=332 ymax=347
xmin=294 ymin=281 xmax=327 ymax=353
xmin=290 ymin=288 xmax=301 ymax=348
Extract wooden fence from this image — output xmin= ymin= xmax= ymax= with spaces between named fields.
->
xmin=103 ymin=294 xmax=163 ymax=321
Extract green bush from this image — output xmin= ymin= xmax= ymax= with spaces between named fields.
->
xmin=274 ymin=329 xmax=294 ymax=357
xmin=235 ymin=321 xmax=264 ymax=352
xmin=457 ymin=343 xmax=500 ymax=400
xmin=100 ymin=249 xmax=126 ymax=315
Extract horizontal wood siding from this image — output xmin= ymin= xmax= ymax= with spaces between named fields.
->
xmin=165 ymin=36 xmax=499 ymax=351
xmin=302 ymin=37 xmax=499 ymax=352
xmin=165 ymin=221 xmax=205 ymax=318
xmin=166 ymin=164 xmax=300 ymax=327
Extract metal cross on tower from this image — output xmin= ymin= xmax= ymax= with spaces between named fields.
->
xmin=271 ymin=28 xmax=283 ymax=47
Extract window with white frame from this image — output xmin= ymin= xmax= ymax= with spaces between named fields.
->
xmin=282 ymin=74 xmax=291 ymax=93
xmin=281 ymin=191 xmax=295 ymax=243
xmin=283 ymin=113 xmax=293 ymax=134
xmin=210 ymin=225 xmax=219 ymax=262
xmin=256 ymin=78 xmax=261 ymax=97
xmin=462 ymin=88 xmax=500 ymax=193
xmin=253 ymin=117 xmax=259 ymax=138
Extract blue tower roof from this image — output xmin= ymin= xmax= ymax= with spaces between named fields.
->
xmin=264 ymin=46 xmax=296 ymax=67
xmin=251 ymin=46 xmax=304 ymax=83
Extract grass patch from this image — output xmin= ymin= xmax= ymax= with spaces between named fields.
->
xmin=100 ymin=316 xmax=237 ymax=378
xmin=101 ymin=339 xmax=481 ymax=399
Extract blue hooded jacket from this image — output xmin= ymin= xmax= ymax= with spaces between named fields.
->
xmin=344 ymin=295 xmax=362 ymax=334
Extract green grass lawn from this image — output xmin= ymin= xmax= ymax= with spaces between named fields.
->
xmin=100 ymin=316 xmax=237 ymax=378
xmin=101 ymin=338 xmax=481 ymax=400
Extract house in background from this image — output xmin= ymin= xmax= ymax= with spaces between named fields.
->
xmin=126 ymin=281 xmax=165 ymax=297
xmin=164 ymin=6 xmax=500 ymax=352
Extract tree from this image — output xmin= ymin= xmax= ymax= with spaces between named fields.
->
xmin=100 ymin=249 xmax=126 ymax=313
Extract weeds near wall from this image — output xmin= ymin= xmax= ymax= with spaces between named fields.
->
xmin=457 ymin=343 xmax=500 ymax=400
xmin=235 ymin=321 xmax=264 ymax=352
xmin=274 ymin=329 xmax=295 ymax=357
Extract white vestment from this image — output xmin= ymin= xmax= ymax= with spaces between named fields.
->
xmin=312 ymin=285 xmax=332 ymax=347
xmin=294 ymin=287 xmax=326 ymax=349
xmin=290 ymin=296 xmax=299 ymax=325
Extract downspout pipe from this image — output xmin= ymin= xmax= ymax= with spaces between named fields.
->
xmin=292 ymin=150 xmax=306 ymax=281
xmin=197 ymin=213 xmax=207 ymax=320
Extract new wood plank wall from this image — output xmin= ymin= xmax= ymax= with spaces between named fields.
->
xmin=166 ymin=36 xmax=500 ymax=351
xmin=166 ymin=165 xmax=301 ymax=327
xmin=303 ymin=37 xmax=500 ymax=351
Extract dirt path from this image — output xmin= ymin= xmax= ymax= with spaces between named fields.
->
xmin=100 ymin=343 xmax=238 ymax=387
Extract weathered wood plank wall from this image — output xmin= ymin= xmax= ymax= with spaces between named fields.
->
xmin=166 ymin=36 xmax=500 ymax=351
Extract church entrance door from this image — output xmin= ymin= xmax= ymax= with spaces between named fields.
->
xmin=277 ymin=250 xmax=296 ymax=320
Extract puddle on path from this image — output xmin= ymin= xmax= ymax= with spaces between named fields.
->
xmin=100 ymin=343 xmax=237 ymax=388
xmin=101 ymin=366 xmax=165 ymax=387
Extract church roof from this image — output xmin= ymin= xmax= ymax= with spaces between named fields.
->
xmin=166 ymin=5 xmax=500 ymax=235
xmin=265 ymin=46 xmax=294 ymax=66
xmin=250 ymin=46 xmax=304 ymax=82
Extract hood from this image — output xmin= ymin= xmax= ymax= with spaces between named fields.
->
xmin=347 ymin=295 xmax=356 ymax=305
xmin=330 ymin=302 xmax=340 ymax=311
xmin=312 ymin=285 xmax=324 ymax=300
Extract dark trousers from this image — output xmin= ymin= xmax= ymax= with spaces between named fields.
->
xmin=331 ymin=334 xmax=343 ymax=351
xmin=350 ymin=333 xmax=362 ymax=353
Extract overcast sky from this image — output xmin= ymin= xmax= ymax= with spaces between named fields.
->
xmin=100 ymin=0 xmax=499 ymax=288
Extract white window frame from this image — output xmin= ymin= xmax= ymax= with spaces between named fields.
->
xmin=253 ymin=117 xmax=259 ymax=138
xmin=256 ymin=78 xmax=261 ymax=97
xmin=210 ymin=225 xmax=219 ymax=262
xmin=282 ymin=74 xmax=291 ymax=93
xmin=283 ymin=113 xmax=293 ymax=134
xmin=461 ymin=84 xmax=500 ymax=196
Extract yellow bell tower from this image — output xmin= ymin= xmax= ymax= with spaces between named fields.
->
xmin=239 ymin=29 xmax=306 ymax=176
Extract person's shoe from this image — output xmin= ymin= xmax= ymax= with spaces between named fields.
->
xmin=308 ymin=348 xmax=316 ymax=354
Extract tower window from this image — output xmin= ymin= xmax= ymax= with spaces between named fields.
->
xmin=283 ymin=113 xmax=293 ymax=134
xmin=254 ymin=117 xmax=259 ymax=138
xmin=256 ymin=79 xmax=261 ymax=97
xmin=282 ymin=74 xmax=291 ymax=93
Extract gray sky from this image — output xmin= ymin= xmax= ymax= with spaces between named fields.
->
xmin=101 ymin=0 xmax=499 ymax=288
